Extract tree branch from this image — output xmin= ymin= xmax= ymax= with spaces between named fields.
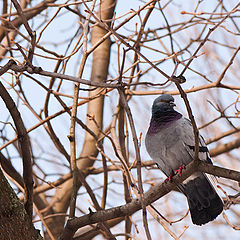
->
xmin=59 ymin=160 xmax=240 ymax=239
xmin=0 ymin=81 xmax=33 ymax=218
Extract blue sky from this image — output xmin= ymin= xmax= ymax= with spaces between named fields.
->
xmin=0 ymin=0 xmax=240 ymax=239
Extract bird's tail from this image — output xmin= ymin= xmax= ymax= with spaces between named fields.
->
xmin=181 ymin=173 xmax=223 ymax=225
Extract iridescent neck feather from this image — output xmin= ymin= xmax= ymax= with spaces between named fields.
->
xmin=148 ymin=110 xmax=182 ymax=134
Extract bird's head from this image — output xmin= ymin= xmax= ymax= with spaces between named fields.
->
xmin=152 ymin=94 xmax=176 ymax=115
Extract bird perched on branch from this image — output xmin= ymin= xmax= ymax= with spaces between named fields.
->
xmin=145 ymin=94 xmax=223 ymax=225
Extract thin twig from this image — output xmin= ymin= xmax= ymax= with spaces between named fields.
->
xmin=59 ymin=160 xmax=240 ymax=240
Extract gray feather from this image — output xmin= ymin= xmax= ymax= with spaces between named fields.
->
xmin=145 ymin=94 xmax=223 ymax=225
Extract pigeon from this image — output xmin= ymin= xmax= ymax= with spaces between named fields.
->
xmin=145 ymin=94 xmax=223 ymax=225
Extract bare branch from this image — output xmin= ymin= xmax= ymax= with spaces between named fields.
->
xmin=0 ymin=81 xmax=33 ymax=218
xmin=60 ymin=161 xmax=240 ymax=239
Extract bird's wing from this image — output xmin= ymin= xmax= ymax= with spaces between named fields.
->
xmin=145 ymin=117 xmax=212 ymax=175
xmin=176 ymin=118 xmax=223 ymax=225
xmin=180 ymin=117 xmax=212 ymax=164
xmin=146 ymin=115 xmax=223 ymax=225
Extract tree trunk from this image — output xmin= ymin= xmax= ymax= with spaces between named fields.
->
xmin=0 ymin=167 xmax=42 ymax=240
xmin=44 ymin=1 xmax=117 ymax=239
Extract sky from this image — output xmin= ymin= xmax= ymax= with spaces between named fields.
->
xmin=0 ymin=0 xmax=240 ymax=239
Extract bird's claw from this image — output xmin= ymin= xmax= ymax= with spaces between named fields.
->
xmin=174 ymin=164 xmax=185 ymax=176
xmin=165 ymin=165 xmax=185 ymax=182
xmin=164 ymin=175 xmax=173 ymax=182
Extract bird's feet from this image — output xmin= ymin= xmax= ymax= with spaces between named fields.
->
xmin=164 ymin=165 xmax=185 ymax=183
xmin=164 ymin=174 xmax=173 ymax=182
xmin=174 ymin=164 xmax=185 ymax=176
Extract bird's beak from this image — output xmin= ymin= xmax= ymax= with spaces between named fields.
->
xmin=169 ymin=101 xmax=176 ymax=107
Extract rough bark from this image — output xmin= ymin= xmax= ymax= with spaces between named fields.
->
xmin=0 ymin=167 xmax=42 ymax=240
